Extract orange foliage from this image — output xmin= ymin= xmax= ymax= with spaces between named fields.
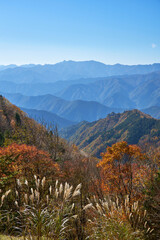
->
xmin=98 ymin=141 xmax=150 ymax=202
xmin=0 ymin=143 xmax=59 ymax=182
xmin=60 ymin=151 xmax=102 ymax=197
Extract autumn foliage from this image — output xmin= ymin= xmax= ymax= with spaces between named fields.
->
xmin=1 ymin=96 xmax=160 ymax=238
xmin=98 ymin=141 xmax=151 ymax=203
xmin=0 ymin=143 xmax=59 ymax=185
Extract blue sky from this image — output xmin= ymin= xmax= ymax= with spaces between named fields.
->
xmin=0 ymin=0 xmax=159 ymax=65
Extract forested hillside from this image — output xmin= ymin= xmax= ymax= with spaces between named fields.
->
xmin=62 ymin=109 xmax=160 ymax=157
xmin=0 ymin=97 xmax=160 ymax=240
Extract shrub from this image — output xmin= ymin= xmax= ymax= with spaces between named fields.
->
xmin=144 ymin=171 xmax=160 ymax=239
xmin=0 ymin=176 xmax=83 ymax=239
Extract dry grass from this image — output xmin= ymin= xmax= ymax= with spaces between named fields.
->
xmin=0 ymin=236 xmax=49 ymax=239
xmin=0 ymin=235 xmax=23 ymax=240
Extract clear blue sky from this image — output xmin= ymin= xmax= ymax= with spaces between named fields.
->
xmin=0 ymin=0 xmax=159 ymax=65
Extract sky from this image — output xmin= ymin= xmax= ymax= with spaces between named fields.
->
xmin=0 ymin=0 xmax=160 ymax=65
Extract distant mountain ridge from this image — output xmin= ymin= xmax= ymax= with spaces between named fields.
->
xmin=61 ymin=110 xmax=160 ymax=157
xmin=55 ymin=71 xmax=160 ymax=108
xmin=0 ymin=64 xmax=17 ymax=71
xmin=0 ymin=61 xmax=160 ymax=128
xmin=21 ymin=108 xmax=76 ymax=129
xmin=0 ymin=60 xmax=160 ymax=83
xmin=142 ymin=106 xmax=160 ymax=119
xmin=0 ymin=71 xmax=160 ymax=110
xmin=0 ymin=77 xmax=103 ymax=96
xmin=1 ymin=92 xmax=123 ymax=123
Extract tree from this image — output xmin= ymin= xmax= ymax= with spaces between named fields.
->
xmin=15 ymin=112 xmax=21 ymax=126
xmin=97 ymin=141 xmax=149 ymax=205
xmin=0 ymin=143 xmax=59 ymax=186
xmin=0 ymin=132 xmax=4 ymax=146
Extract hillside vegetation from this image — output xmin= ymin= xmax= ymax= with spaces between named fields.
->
xmin=0 ymin=96 xmax=160 ymax=239
xmin=62 ymin=109 xmax=160 ymax=157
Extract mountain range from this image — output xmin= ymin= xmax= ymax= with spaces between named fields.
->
xmin=1 ymin=59 xmax=160 ymax=160
xmin=0 ymin=62 xmax=160 ymax=110
xmin=1 ymin=92 xmax=123 ymax=123
xmin=0 ymin=61 xmax=160 ymax=84
xmin=0 ymin=77 xmax=101 ymax=96
xmin=61 ymin=110 xmax=160 ymax=157
xmin=1 ymin=60 xmax=160 ymax=133
xmin=55 ymin=71 xmax=160 ymax=109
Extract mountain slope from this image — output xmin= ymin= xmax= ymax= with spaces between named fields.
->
xmin=55 ymin=77 xmax=134 ymax=108
xmin=0 ymin=96 xmax=75 ymax=164
xmin=142 ymin=106 xmax=160 ymax=119
xmin=21 ymin=107 xmax=76 ymax=129
xmin=1 ymin=92 xmax=123 ymax=122
xmin=55 ymin=72 xmax=160 ymax=108
xmin=130 ymin=72 xmax=160 ymax=108
xmin=61 ymin=110 xmax=160 ymax=157
xmin=0 ymin=95 xmax=47 ymax=147
xmin=0 ymin=95 xmax=27 ymax=134
xmin=0 ymin=77 xmax=103 ymax=96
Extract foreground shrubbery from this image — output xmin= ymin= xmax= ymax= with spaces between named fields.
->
xmin=0 ymin=136 xmax=159 ymax=239
xmin=0 ymin=174 xmax=157 ymax=240
xmin=0 ymin=176 xmax=83 ymax=239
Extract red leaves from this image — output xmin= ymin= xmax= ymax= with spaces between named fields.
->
xmin=0 ymin=143 xmax=59 ymax=181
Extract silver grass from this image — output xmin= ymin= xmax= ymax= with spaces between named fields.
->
xmin=55 ymin=188 xmax=59 ymax=199
xmin=15 ymin=190 xmax=18 ymax=197
xmin=71 ymin=203 xmax=75 ymax=211
xmin=29 ymin=193 xmax=34 ymax=203
xmin=72 ymin=188 xmax=80 ymax=198
xmin=59 ymin=183 xmax=63 ymax=195
xmin=49 ymin=185 xmax=52 ymax=195
xmin=0 ymin=194 xmax=5 ymax=206
xmin=46 ymin=194 xmax=49 ymax=204
xmin=41 ymin=177 xmax=46 ymax=188
xmin=15 ymin=200 xmax=18 ymax=207
xmin=83 ymin=203 xmax=93 ymax=211
xmin=55 ymin=179 xmax=58 ymax=188
xmin=25 ymin=179 xmax=28 ymax=186
xmin=5 ymin=189 xmax=11 ymax=197
xmin=17 ymin=179 xmax=21 ymax=187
